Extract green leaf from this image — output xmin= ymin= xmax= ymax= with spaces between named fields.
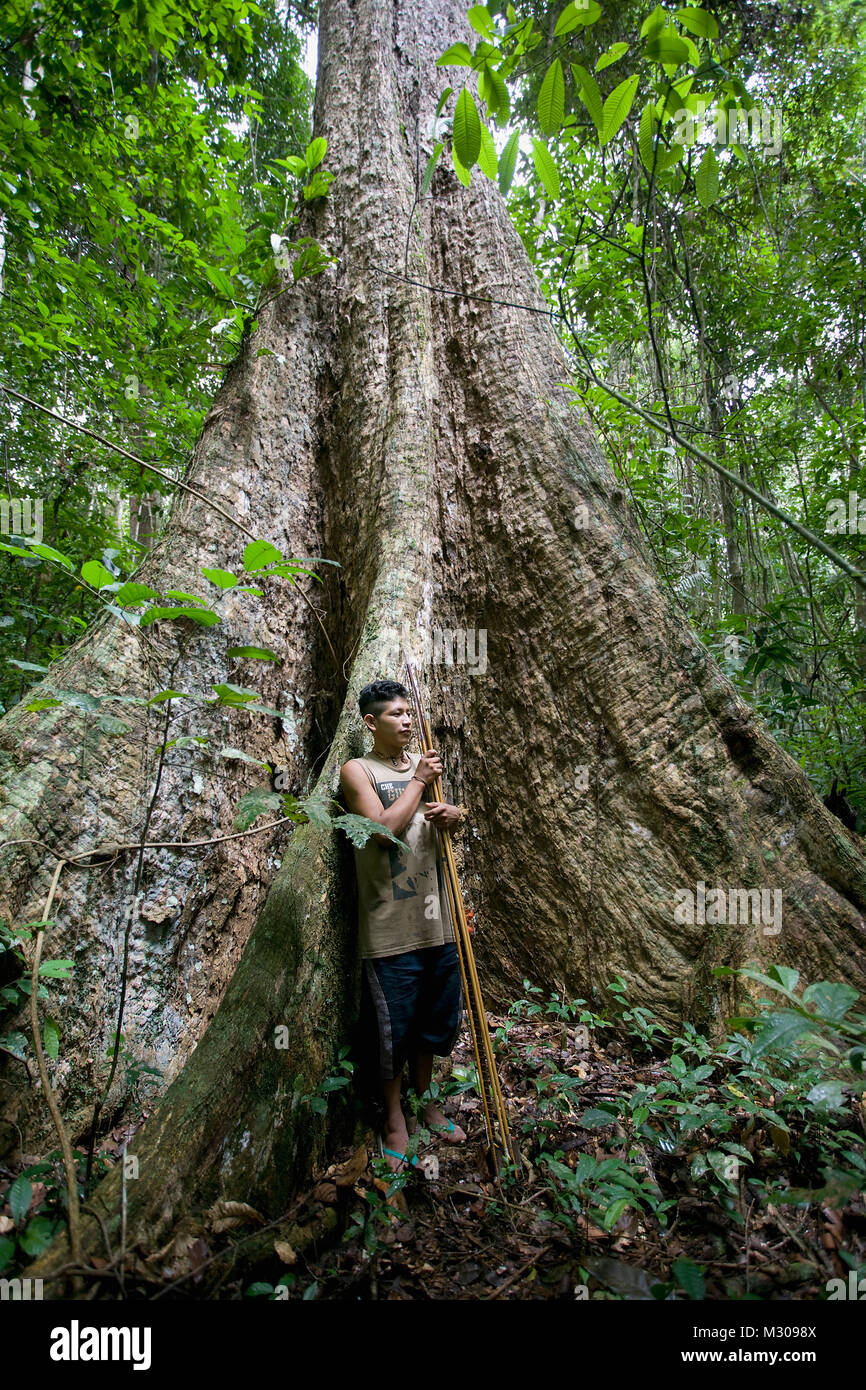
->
xmin=538 ymin=59 xmax=565 ymax=137
xmin=81 ymin=560 xmax=116 ymax=589
xmin=807 ymin=1080 xmax=847 ymax=1112
xmin=766 ymin=964 xmax=801 ymax=994
xmin=596 ymin=42 xmax=629 ymax=73
xmin=452 ymin=144 xmax=471 ymax=187
xmin=202 ymin=567 xmax=238 ymax=588
xmin=225 ymin=646 xmax=280 ymax=661
xmin=163 ymin=591 xmax=206 ymax=606
xmin=8 ymin=1174 xmax=32 ymax=1225
xmin=602 ymin=1197 xmax=630 ymax=1229
xmin=212 ymin=683 xmax=258 ymax=703
xmin=695 ymin=146 xmax=719 ymax=205
xmin=453 ymin=88 xmax=482 ymax=168
xmin=233 ymin=788 xmax=283 ymax=831
xmin=600 ymin=74 xmax=639 ymax=144
xmin=113 ymin=582 xmax=159 ymax=605
xmin=479 ymin=64 xmax=509 ymax=123
xmin=478 ymin=123 xmax=498 ymax=178
xmin=498 ymin=130 xmax=519 ymax=194
xmin=801 ymin=981 xmax=859 ymax=1023
xmin=245 ymin=703 xmax=288 ymax=720
xmin=218 ymin=747 xmax=270 ymax=767
xmin=467 ymin=5 xmax=495 ymax=37
xmin=43 ymin=1016 xmax=60 ymax=1059
xmin=644 ymin=27 xmax=691 ymax=65
xmin=147 ymin=689 xmax=191 ymax=703
xmin=639 ymin=101 xmax=660 ymax=170
xmin=579 ymin=1106 xmax=617 ymax=1127
xmin=332 ymin=813 xmax=410 ymax=853
xmin=304 ymin=137 xmax=327 ymax=169
xmin=38 ymin=958 xmax=74 ymax=978
xmin=7 ymin=660 xmax=49 ymax=673
xmin=751 ymin=1011 xmax=811 ymax=1057
xmin=437 ymin=43 xmax=473 ymax=67
xmin=0 ymin=543 xmax=37 ymax=560
xmin=19 ymin=1214 xmax=59 ymax=1256
xmin=243 ymin=539 xmax=282 ymax=572
xmin=531 ymin=138 xmax=560 ymax=198
xmin=25 ymin=699 xmax=63 ymax=711
xmin=433 ymin=86 xmax=454 ymax=133
xmin=672 ymin=1257 xmax=706 ymax=1299
xmin=139 ymin=606 xmax=220 ymax=627
xmin=421 ymin=142 xmax=444 ymax=196
xmin=0 ymin=1032 xmax=28 ymax=1061
xmin=27 ymin=542 xmax=73 ymax=570
xmin=676 ymin=6 xmax=719 ymax=40
xmin=571 ymin=64 xmax=603 ymax=132
xmin=555 ymin=0 xmax=601 ymax=36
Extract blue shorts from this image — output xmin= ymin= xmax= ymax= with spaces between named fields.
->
xmin=363 ymin=942 xmax=463 ymax=1083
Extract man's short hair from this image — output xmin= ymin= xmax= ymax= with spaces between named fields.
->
xmin=359 ymin=679 xmax=409 ymax=719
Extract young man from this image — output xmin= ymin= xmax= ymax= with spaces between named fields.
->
xmin=340 ymin=678 xmax=467 ymax=1172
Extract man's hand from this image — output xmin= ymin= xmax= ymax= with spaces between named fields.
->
xmin=415 ymin=749 xmax=443 ymax=786
xmin=423 ymin=801 xmax=461 ymax=829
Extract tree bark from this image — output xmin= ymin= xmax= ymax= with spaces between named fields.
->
xmin=6 ymin=0 xmax=864 ymax=1292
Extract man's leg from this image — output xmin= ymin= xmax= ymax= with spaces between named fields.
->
xmin=409 ymin=1049 xmax=466 ymax=1142
xmin=409 ymin=943 xmax=466 ymax=1143
xmin=382 ymin=1073 xmax=409 ymax=1168
xmin=364 ymin=954 xmax=424 ymax=1172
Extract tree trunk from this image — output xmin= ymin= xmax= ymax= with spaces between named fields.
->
xmin=7 ymin=0 xmax=865 ymax=1292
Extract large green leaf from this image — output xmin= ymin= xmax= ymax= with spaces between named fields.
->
xmin=498 ymin=130 xmax=519 ymax=194
xmin=531 ymin=138 xmax=561 ymax=199
xmin=555 ymin=0 xmax=601 ymax=36
xmin=695 ymin=146 xmax=720 ymax=205
xmin=677 ymin=6 xmax=719 ymax=39
xmin=538 ymin=59 xmax=565 ymax=137
xmin=453 ymin=87 xmax=482 ymax=168
xmin=600 ymin=75 xmax=639 ymax=144
xmin=225 ymin=646 xmax=280 ymax=661
xmin=243 ymin=539 xmax=282 ymax=572
xmin=233 ymin=787 xmax=284 ymax=830
xmin=478 ymin=124 xmax=498 ymax=179
xmin=421 ymin=142 xmax=444 ymax=196
xmin=571 ymin=64 xmax=603 ymax=132
xmin=437 ymin=43 xmax=473 ymax=67
xmin=81 ymin=560 xmax=116 ymax=589
xmin=639 ymin=101 xmax=660 ymax=170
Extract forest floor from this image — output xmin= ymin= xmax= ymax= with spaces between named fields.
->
xmin=4 ymin=997 xmax=864 ymax=1300
xmin=214 ymin=1007 xmax=866 ymax=1302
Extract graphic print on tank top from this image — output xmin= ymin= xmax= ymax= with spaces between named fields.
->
xmin=376 ymin=776 xmax=423 ymax=902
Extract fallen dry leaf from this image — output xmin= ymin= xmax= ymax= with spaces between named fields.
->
xmin=274 ymin=1240 xmax=297 ymax=1265
xmin=334 ymin=1144 xmax=369 ymax=1187
xmin=205 ymin=1200 xmax=265 ymax=1234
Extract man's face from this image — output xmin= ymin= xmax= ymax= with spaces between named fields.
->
xmin=366 ymin=697 xmax=412 ymax=744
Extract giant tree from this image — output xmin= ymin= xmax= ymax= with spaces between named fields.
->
xmin=2 ymin=0 xmax=863 ymax=1290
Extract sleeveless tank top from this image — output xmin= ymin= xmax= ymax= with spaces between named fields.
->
xmin=351 ymin=750 xmax=456 ymax=959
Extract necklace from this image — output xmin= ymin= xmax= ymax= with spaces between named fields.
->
xmin=371 ymin=745 xmax=410 ymax=769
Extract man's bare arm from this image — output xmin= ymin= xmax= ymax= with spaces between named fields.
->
xmin=340 ymin=758 xmax=432 ymax=847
